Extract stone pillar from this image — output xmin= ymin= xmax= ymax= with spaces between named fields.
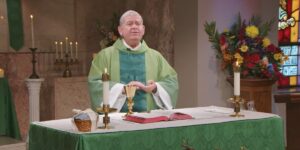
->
xmin=25 ymin=78 xmax=44 ymax=122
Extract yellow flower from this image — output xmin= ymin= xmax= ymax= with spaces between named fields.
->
xmin=262 ymin=38 xmax=271 ymax=48
xmin=274 ymin=53 xmax=282 ymax=61
xmin=223 ymin=29 xmax=229 ymax=33
xmin=283 ymin=55 xmax=289 ymax=61
xmin=239 ymin=44 xmax=248 ymax=52
xmin=234 ymin=53 xmax=244 ymax=64
xmin=245 ymin=25 xmax=259 ymax=38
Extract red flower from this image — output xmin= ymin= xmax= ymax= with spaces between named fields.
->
xmin=266 ymin=44 xmax=277 ymax=53
xmin=220 ymin=35 xmax=226 ymax=45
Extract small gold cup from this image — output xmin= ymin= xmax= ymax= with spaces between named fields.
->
xmin=124 ymin=85 xmax=137 ymax=116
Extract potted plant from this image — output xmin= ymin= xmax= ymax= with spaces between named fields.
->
xmin=204 ymin=14 xmax=288 ymax=112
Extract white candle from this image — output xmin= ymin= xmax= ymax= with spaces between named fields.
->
xmin=0 ymin=68 xmax=4 ymax=78
xmin=60 ymin=42 xmax=63 ymax=59
xmin=30 ymin=15 xmax=35 ymax=48
xmin=55 ymin=41 xmax=58 ymax=59
xmin=234 ymin=61 xmax=240 ymax=96
xmin=65 ymin=37 xmax=68 ymax=53
xmin=70 ymin=42 xmax=73 ymax=59
xmin=75 ymin=42 xmax=78 ymax=59
xmin=103 ymin=68 xmax=110 ymax=105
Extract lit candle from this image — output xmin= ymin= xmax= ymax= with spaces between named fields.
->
xmin=55 ymin=41 xmax=58 ymax=59
xmin=75 ymin=42 xmax=78 ymax=59
xmin=0 ymin=68 xmax=4 ymax=78
xmin=102 ymin=68 xmax=110 ymax=105
xmin=60 ymin=42 xmax=63 ymax=59
xmin=65 ymin=37 xmax=68 ymax=53
xmin=70 ymin=42 xmax=73 ymax=59
xmin=234 ymin=61 xmax=240 ymax=96
xmin=30 ymin=15 xmax=35 ymax=48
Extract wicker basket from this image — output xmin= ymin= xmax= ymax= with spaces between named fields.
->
xmin=74 ymin=119 xmax=92 ymax=132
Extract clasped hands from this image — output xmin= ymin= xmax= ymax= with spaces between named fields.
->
xmin=125 ymin=80 xmax=157 ymax=93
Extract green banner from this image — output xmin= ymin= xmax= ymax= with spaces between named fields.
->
xmin=6 ymin=0 xmax=24 ymax=51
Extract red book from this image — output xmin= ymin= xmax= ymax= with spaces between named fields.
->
xmin=124 ymin=112 xmax=193 ymax=124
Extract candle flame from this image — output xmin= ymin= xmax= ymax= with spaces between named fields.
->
xmin=70 ymin=42 xmax=73 ymax=45
xmin=60 ymin=42 xmax=63 ymax=45
xmin=55 ymin=41 xmax=58 ymax=44
xmin=65 ymin=37 xmax=68 ymax=40
xmin=235 ymin=61 xmax=239 ymax=67
xmin=30 ymin=14 xmax=34 ymax=19
xmin=75 ymin=42 xmax=78 ymax=45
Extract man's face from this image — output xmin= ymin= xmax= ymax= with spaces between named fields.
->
xmin=118 ymin=15 xmax=145 ymax=43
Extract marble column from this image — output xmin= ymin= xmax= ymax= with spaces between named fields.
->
xmin=25 ymin=78 xmax=44 ymax=123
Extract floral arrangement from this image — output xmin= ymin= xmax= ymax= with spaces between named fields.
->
xmin=96 ymin=13 xmax=120 ymax=49
xmin=204 ymin=14 xmax=288 ymax=79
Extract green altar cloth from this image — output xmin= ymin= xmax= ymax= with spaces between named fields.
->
xmin=29 ymin=117 xmax=284 ymax=150
xmin=0 ymin=78 xmax=21 ymax=139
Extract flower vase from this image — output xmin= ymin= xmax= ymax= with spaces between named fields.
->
xmin=227 ymin=77 xmax=276 ymax=113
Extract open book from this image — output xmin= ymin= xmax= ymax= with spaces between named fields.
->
xmin=124 ymin=110 xmax=193 ymax=124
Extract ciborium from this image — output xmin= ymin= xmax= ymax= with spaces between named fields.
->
xmin=124 ymin=85 xmax=137 ymax=116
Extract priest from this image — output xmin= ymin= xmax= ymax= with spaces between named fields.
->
xmin=88 ymin=10 xmax=178 ymax=112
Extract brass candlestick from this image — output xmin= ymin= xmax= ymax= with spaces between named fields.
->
xmin=97 ymin=104 xmax=117 ymax=129
xmin=29 ymin=48 xmax=40 ymax=79
xmin=228 ymin=96 xmax=244 ymax=117
xmin=227 ymin=60 xmax=244 ymax=117
xmin=124 ymin=85 xmax=137 ymax=116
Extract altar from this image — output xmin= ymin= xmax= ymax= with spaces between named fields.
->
xmin=29 ymin=106 xmax=285 ymax=150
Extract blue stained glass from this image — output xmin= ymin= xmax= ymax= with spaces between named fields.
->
xmin=284 ymin=56 xmax=298 ymax=65
xmin=282 ymin=66 xmax=298 ymax=76
xmin=291 ymin=46 xmax=298 ymax=55
xmin=280 ymin=46 xmax=291 ymax=55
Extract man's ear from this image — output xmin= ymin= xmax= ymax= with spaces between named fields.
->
xmin=118 ymin=26 xmax=123 ymax=36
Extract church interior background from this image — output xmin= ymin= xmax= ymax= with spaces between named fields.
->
xmin=0 ymin=0 xmax=288 ymax=149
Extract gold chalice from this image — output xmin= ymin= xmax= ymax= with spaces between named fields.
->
xmin=124 ymin=85 xmax=137 ymax=116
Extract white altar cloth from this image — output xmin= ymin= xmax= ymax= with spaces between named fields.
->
xmin=32 ymin=106 xmax=279 ymax=134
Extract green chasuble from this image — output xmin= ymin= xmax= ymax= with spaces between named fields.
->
xmin=88 ymin=39 xmax=178 ymax=112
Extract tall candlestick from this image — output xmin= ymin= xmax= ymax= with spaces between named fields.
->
xmin=60 ymin=42 xmax=63 ymax=59
xmin=75 ymin=42 xmax=78 ymax=59
xmin=55 ymin=41 xmax=58 ymax=59
xmin=70 ymin=42 xmax=73 ymax=59
xmin=30 ymin=15 xmax=35 ymax=48
xmin=234 ymin=61 xmax=240 ymax=96
xmin=65 ymin=37 xmax=68 ymax=53
xmin=102 ymin=68 xmax=110 ymax=105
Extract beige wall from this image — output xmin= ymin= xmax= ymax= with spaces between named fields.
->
xmin=174 ymin=0 xmax=198 ymax=108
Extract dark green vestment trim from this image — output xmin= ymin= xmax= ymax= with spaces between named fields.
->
xmin=119 ymin=50 xmax=147 ymax=112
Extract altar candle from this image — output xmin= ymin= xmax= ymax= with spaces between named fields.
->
xmin=75 ymin=42 xmax=78 ymax=59
xmin=70 ymin=42 xmax=73 ymax=59
xmin=65 ymin=37 xmax=68 ymax=53
xmin=55 ymin=41 xmax=58 ymax=59
xmin=30 ymin=15 xmax=35 ymax=48
xmin=60 ymin=42 xmax=63 ymax=59
xmin=102 ymin=68 xmax=110 ymax=105
xmin=234 ymin=61 xmax=240 ymax=96
xmin=0 ymin=68 xmax=4 ymax=78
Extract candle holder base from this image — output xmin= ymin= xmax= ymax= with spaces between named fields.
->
xmin=96 ymin=105 xmax=117 ymax=129
xmin=63 ymin=69 xmax=72 ymax=77
xmin=29 ymin=48 xmax=39 ymax=79
xmin=227 ymin=96 xmax=245 ymax=117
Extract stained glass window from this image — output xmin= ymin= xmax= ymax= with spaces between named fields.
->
xmin=278 ymin=0 xmax=300 ymax=87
